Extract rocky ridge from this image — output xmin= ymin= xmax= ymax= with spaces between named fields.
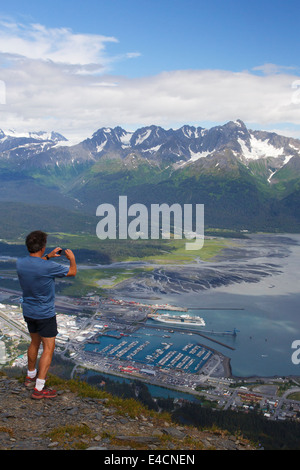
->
xmin=0 ymin=373 xmax=256 ymax=451
xmin=1 ymin=120 xmax=300 ymax=176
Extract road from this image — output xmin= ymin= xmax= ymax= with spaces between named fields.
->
xmin=0 ymin=307 xmax=30 ymax=340
xmin=273 ymin=387 xmax=300 ymax=419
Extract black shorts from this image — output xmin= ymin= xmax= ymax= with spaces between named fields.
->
xmin=24 ymin=315 xmax=58 ymax=338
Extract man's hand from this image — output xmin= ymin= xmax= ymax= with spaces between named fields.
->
xmin=64 ymin=249 xmax=75 ymax=261
xmin=47 ymin=247 xmax=63 ymax=258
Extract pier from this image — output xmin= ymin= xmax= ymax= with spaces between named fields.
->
xmin=142 ymin=322 xmax=236 ymax=351
xmin=103 ymin=333 xmax=123 ymax=339
xmin=194 ymin=331 xmax=236 ymax=351
xmin=201 ymin=328 xmax=239 ymax=337
xmin=188 ymin=307 xmax=244 ymax=310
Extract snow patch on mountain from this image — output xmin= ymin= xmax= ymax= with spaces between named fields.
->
xmin=238 ymin=135 xmax=284 ymax=160
xmin=119 ymin=131 xmax=133 ymax=147
xmin=283 ymin=155 xmax=294 ymax=165
xmin=135 ymin=129 xmax=152 ymax=145
xmin=96 ymin=140 xmax=108 ymax=153
xmin=142 ymin=145 xmax=162 ymax=153
xmin=176 ymin=148 xmax=211 ymax=167
xmin=288 ymin=143 xmax=300 ymax=154
xmin=268 ymin=169 xmax=277 ymax=183
xmin=189 ymin=149 xmax=211 ymax=162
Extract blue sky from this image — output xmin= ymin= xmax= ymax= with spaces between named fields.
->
xmin=0 ymin=0 xmax=299 ymax=140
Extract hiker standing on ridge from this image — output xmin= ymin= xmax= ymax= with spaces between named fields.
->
xmin=16 ymin=230 xmax=77 ymax=399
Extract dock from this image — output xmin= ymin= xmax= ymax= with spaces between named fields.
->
xmin=194 ymin=331 xmax=236 ymax=351
xmin=188 ymin=307 xmax=244 ymax=310
xmin=142 ymin=322 xmax=236 ymax=351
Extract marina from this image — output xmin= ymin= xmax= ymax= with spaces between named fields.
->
xmin=85 ymin=326 xmax=214 ymax=375
xmin=84 ymin=299 xmax=237 ymax=383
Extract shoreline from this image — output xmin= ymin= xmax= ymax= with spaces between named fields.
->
xmin=77 ymin=359 xmax=300 ymax=408
xmin=222 ymin=355 xmax=232 ymax=377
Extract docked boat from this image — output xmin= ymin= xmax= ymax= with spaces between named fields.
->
xmin=148 ymin=313 xmax=205 ymax=327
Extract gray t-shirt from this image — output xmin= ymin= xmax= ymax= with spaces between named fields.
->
xmin=16 ymin=256 xmax=69 ymax=319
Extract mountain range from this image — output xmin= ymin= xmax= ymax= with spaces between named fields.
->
xmin=0 ymin=119 xmax=300 ymax=239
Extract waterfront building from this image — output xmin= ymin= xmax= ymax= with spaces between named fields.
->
xmin=0 ymin=339 xmax=7 ymax=364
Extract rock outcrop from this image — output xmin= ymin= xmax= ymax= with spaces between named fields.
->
xmin=0 ymin=373 xmax=256 ymax=451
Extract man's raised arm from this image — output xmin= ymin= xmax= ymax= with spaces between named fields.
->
xmin=65 ymin=249 xmax=77 ymax=277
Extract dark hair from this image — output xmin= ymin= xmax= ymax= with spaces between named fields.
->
xmin=25 ymin=230 xmax=48 ymax=253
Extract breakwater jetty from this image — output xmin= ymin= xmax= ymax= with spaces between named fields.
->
xmin=144 ymin=323 xmax=235 ymax=351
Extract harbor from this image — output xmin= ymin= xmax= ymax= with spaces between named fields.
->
xmin=85 ymin=325 xmax=215 ymax=375
xmin=83 ymin=298 xmax=238 ymax=381
xmin=83 ymin=297 xmax=234 ymax=379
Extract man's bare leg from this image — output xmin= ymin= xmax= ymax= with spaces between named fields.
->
xmin=27 ymin=332 xmax=41 ymax=372
xmin=37 ymin=336 xmax=56 ymax=381
xmin=31 ymin=336 xmax=57 ymax=397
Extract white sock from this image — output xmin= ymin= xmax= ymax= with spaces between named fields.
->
xmin=27 ymin=369 xmax=37 ymax=378
xmin=35 ymin=378 xmax=46 ymax=391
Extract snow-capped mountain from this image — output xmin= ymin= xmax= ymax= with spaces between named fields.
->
xmin=72 ymin=120 xmax=300 ymax=184
xmin=81 ymin=119 xmax=300 ymax=162
xmin=0 ymin=120 xmax=299 ymax=185
xmin=0 ymin=129 xmax=67 ymax=142
xmin=0 ymin=129 xmax=67 ymax=164
xmin=0 ymin=120 xmax=299 ymax=234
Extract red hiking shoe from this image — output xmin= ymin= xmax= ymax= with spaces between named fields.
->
xmin=31 ymin=387 xmax=57 ymax=399
xmin=24 ymin=376 xmax=37 ymax=388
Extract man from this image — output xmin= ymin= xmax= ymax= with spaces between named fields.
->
xmin=16 ymin=230 xmax=77 ymax=399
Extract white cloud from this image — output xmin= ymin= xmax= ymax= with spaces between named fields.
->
xmin=253 ymin=63 xmax=299 ymax=76
xmin=0 ymin=19 xmax=127 ymax=74
xmin=0 ymin=19 xmax=299 ymax=141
